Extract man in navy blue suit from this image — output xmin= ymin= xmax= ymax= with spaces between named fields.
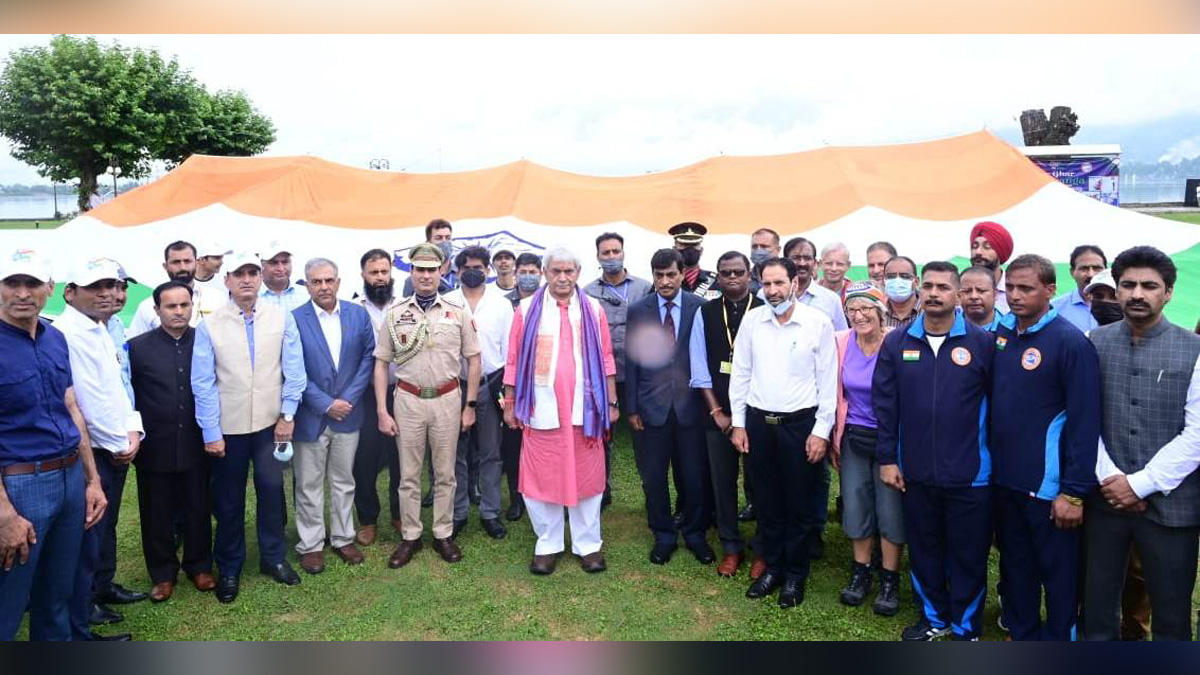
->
xmin=625 ymin=248 xmax=714 ymax=566
xmin=292 ymin=258 xmax=376 ymax=574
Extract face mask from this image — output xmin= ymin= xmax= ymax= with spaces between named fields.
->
xmin=679 ymin=248 xmax=701 ymax=268
xmin=273 ymin=441 xmax=293 ymax=462
xmin=517 ymin=274 xmax=540 ymax=292
xmin=599 ymin=257 xmax=625 ymax=275
xmin=1090 ymin=301 xmax=1123 ymax=326
xmin=885 ymin=277 xmax=914 ymax=302
xmin=437 ymin=241 xmax=453 ymax=259
xmin=771 ymin=296 xmax=794 ymax=316
xmin=750 ymin=249 xmax=771 ymax=266
xmin=460 ymin=268 xmax=486 ymax=288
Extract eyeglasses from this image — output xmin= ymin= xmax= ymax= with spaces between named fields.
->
xmin=846 ymin=307 xmax=876 ymax=316
xmin=718 ymin=269 xmax=748 ymax=278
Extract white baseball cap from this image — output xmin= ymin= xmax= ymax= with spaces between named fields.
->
xmin=259 ymin=239 xmax=292 ymax=261
xmin=1084 ymin=268 xmax=1116 ymax=295
xmin=67 ymin=257 xmax=124 ymax=287
xmin=197 ymin=240 xmax=233 ymax=258
xmin=223 ymin=251 xmax=262 ymax=274
xmin=0 ymin=248 xmax=50 ymax=283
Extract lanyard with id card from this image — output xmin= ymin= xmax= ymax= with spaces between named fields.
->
xmin=720 ymin=296 xmax=751 ymax=375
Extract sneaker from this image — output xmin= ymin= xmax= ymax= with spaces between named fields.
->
xmin=872 ymin=569 xmax=901 ymax=617
xmin=839 ymin=562 xmax=873 ymax=607
xmin=900 ymin=618 xmax=951 ymax=641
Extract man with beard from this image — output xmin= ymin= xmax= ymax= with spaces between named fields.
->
xmin=968 ymin=221 xmax=1014 ymax=314
xmin=875 ymin=261 xmax=995 ymax=640
xmin=866 ymin=241 xmax=898 ymax=290
xmin=352 ymin=249 xmax=402 ymax=546
xmin=402 ymin=219 xmax=458 ymax=296
xmin=729 ymin=257 xmax=837 ymax=608
xmin=1085 ymin=246 xmax=1200 ymax=641
xmin=128 ymin=241 xmax=206 ymax=338
xmin=1052 ymin=245 xmax=1108 ymax=334
xmin=491 ymin=250 xmax=517 ymax=292
xmin=258 ymin=240 xmax=308 ymax=313
xmin=959 ymin=266 xmax=1005 ymax=332
xmin=670 ymin=222 xmax=721 ymax=301
xmin=748 ymin=228 xmax=781 ymax=295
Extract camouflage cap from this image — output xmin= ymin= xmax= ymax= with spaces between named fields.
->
xmin=409 ymin=242 xmax=446 ymax=269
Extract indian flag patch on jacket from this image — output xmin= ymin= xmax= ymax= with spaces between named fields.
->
xmin=995 ymin=336 xmax=1008 ymax=350
xmin=902 ymin=349 xmax=921 ymax=361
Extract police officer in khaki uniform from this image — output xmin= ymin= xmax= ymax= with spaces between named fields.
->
xmin=374 ymin=243 xmax=482 ymax=568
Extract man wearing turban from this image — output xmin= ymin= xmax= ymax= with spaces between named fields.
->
xmin=969 ymin=221 xmax=1014 ymax=314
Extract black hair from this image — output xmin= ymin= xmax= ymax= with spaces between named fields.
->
xmin=360 ymin=248 xmax=391 ymax=269
xmin=959 ymin=265 xmax=997 ymax=287
xmin=424 ymin=218 xmax=452 ymax=241
xmin=1007 ymin=254 xmax=1057 ymax=286
xmin=595 ymin=232 xmax=624 ymax=250
xmin=867 ymin=241 xmax=898 ymax=257
xmin=716 ymin=250 xmax=751 ymax=270
xmin=153 ymin=280 xmax=193 ymax=307
xmin=921 ymin=260 xmax=961 ymax=285
xmin=164 ymin=240 xmax=197 ymax=260
xmin=1069 ymin=244 xmax=1107 ymax=271
xmin=650 ymin=248 xmax=684 ymax=272
xmin=455 ymin=245 xmax=491 ymax=269
xmin=884 ymin=255 xmax=918 ymax=276
xmin=515 ymin=252 xmax=542 ymax=270
xmin=1112 ymin=245 xmax=1177 ymax=289
xmin=782 ymin=236 xmax=815 ymax=259
xmin=760 ymin=256 xmax=798 ymax=281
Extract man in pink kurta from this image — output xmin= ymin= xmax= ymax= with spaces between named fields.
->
xmin=503 ymin=248 xmax=619 ymax=576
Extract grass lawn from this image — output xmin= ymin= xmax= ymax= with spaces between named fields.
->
xmin=0 ymin=219 xmax=64 ymax=229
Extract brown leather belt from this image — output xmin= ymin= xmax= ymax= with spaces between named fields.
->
xmin=397 ymin=378 xmax=459 ymax=400
xmin=1 ymin=451 xmax=79 ymax=477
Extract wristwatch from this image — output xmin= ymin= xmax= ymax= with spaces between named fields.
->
xmin=466 ymin=400 xmax=477 ymax=409
xmin=282 ymin=413 xmax=294 ymax=423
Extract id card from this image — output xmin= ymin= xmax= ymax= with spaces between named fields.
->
xmin=719 ymin=360 xmax=733 ymax=375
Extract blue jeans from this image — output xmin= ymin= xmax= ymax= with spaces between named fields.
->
xmin=0 ymin=458 xmax=84 ymax=641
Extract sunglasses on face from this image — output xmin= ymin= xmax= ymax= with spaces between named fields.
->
xmin=718 ymin=269 xmax=748 ymax=278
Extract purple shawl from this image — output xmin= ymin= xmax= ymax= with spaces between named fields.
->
xmin=514 ymin=286 xmax=610 ymax=439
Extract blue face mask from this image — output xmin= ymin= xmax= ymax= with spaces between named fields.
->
xmin=750 ymin=248 xmax=772 ymax=266
xmin=517 ymin=274 xmax=540 ymax=292
xmin=273 ymin=441 xmax=293 ymax=462
xmin=884 ymin=277 xmax=914 ymax=302
xmin=771 ymin=296 xmax=794 ymax=316
xmin=599 ymin=257 xmax=625 ymax=275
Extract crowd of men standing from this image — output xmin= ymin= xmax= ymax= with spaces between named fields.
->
xmin=1 ymin=216 xmax=1199 ymax=641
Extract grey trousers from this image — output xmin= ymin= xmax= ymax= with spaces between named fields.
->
xmin=455 ymin=378 xmax=503 ymax=521
xmin=294 ymin=427 xmax=360 ymax=554
xmin=1083 ymin=499 xmax=1199 ymax=641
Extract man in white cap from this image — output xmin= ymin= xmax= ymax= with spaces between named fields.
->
xmin=127 ymin=240 xmax=207 ymax=338
xmin=56 ymin=257 xmax=146 ymax=640
xmin=192 ymin=241 xmax=232 ymax=319
xmin=0 ymin=248 xmax=108 ymax=641
xmin=191 ymin=250 xmax=307 ymax=603
xmin=258 ymin=239 xmax=307 ymax=313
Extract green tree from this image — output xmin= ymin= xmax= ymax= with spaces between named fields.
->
xmin=0 ymin=35 xmax=275 ymax=212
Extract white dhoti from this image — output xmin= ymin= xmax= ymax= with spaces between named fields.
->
xmin=524 ymin=493 xmax=603 ymax=556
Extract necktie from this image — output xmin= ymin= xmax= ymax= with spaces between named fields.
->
xmin=663 ymin=300 xmax=676 ymax=344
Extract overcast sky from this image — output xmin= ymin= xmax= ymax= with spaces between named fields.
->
xmin=2 ymin=34 xmax=1199 ymax=184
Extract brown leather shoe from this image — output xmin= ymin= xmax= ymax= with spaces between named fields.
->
xmin=391 ymin=518 xmax=404 ymax=534
xmin=300 ymin=550 xmax=325 ymax=574
xmin=529 ymin=553 xmax=558 ymax=575
xmin=388 ymin=538 xmax=423 ymax=569
xmin=749 ymin=554 xmax=767 ymax=581
xmin=579 ymin=551 xmax=607 ymax=573
xmin=355 ymin=524 xmax=376 ymax=547
xmin=190 ymin=572 xmax=216 ymax=592
xmin=717 ymin=552 xmax=745 ymax=578
xmin=149 ymin=581 xmax=174 ymax=603
xmin=432 ymin=537 xmax=464 ymax=563
xmin=334 ymin=543 xmax=365 ymax=565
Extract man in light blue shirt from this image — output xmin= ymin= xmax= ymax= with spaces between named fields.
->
xmin=257 ymin=240 xmax=308 ymax=313
xmin=1051 ymin=245 xmax=1107 ymax=334
xmin=192 ymin=251 xmax=306 ymax=603
xmin=780 ymin=237 xmax=849 ymax=332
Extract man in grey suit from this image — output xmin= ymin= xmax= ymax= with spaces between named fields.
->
xmin=625 ymin=248 xmax=713 ymax=567
xmin=1085 ymin=246 xmax=1200 ymax=641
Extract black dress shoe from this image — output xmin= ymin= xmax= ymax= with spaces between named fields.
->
xmin=95 ymin=583 xmax=148 ymax=605
xmin=481 ymin=518 xmax=508 ymax=539
xmin=260 ymin=561 xmax=301 ymax=586
xmin=452 ymin=518 xmax=468 ymax=538
xmin=215 ymin=576 xmax=239 ymax=604
xmin=737 ymin=503 xmax=757 ymax=522
xmin=505 ymin=499 xmax=525 ymax=522
xmin=89 ymin=631 xmax=132 ymax=641
xmin=778 ymin=579 xmax=805 ymax=608
xmin=649 ymin=543 xmax=677 ymax=565
xmin=746 ymin=570 xmax=783 ymax=599
xmin=421 ymin=490 xmax=434 ymax=508
xmin=687 ymin=542 xmax=717 ymax=565
xmin=89 ymin=603 xmax=123 ymax=625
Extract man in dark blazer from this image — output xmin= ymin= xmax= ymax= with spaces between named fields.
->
xmin=625 ymin=248 xmax=714 ymax=566
xmin=128 ymin=281 xmax=215 ymax=603
xmin=292 ymin=258 xmax=376 ymax=573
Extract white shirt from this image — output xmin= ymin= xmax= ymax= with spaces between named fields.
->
xmin=1095 ymin=353 xmax=1200 ymax=499
xmin=356 ymin=294 xmax=392 ymax=342
xmin=54 ymin=304 xmax=144 ymax=454
xmin=127 ymin=286 xmax=204 ymax=338
xmin=193 ymin=274 xmax=229 ymax=318
xmin=728 ymin=301 xmax=838 ymax=439
xmin=313 ymin=300 xmax=343 ymax=371
xmin=446 ymin=285 xmax=513 ymax=375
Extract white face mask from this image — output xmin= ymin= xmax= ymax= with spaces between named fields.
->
xmin=273 ymin=441 xmax=293 ymax=462
xmin=885 ymin=277 xmax=915 ymax=302
xmin=771 ymin=295 xmax=794 ymax=316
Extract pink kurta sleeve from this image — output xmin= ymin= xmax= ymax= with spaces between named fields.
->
xmin=597 ymin=305 xmax=617 ymax=377
xmin=503 ymin=306 xmax=525 ymax=387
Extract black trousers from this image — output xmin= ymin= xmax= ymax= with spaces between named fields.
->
xmin=1083 ymin=499 xmax=1199 ymax=641
xmin=705 ymin=427 xmax=745 ymax=554
xmin=745 ymin=406 xmax=820 ymax=582
xmin=91 ymin=451 xmax=129 ymax=595
xmin=136 ymin=464 xmax=212 ymax=584
xmin=501 ymin=425 xmax=522 ymax=502
xmin=633 ymin=410 xmax=710 ymax=547
xmin=353 ymin=384 xmax=400 ymax=525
